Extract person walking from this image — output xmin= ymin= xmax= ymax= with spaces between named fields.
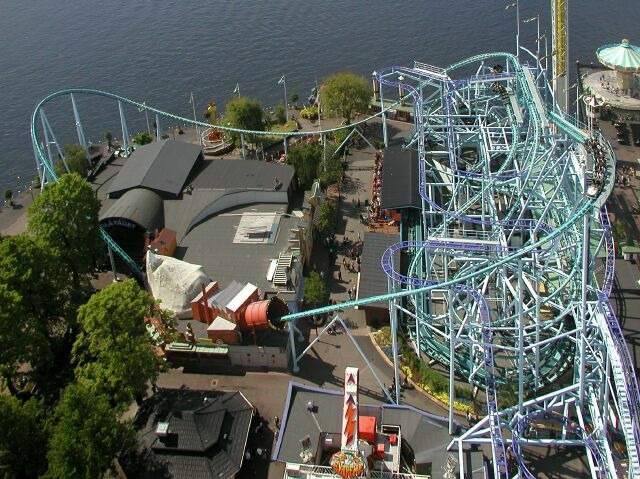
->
xmin=338 ymin=270 xmax=342 ymax=281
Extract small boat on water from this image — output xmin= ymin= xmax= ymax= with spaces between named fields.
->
xmin=201 ymin=127 xmax=234 ymax=156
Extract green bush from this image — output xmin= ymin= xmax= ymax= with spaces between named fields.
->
xmin=301 ymin=106 xmax=318 ymax=120
xmin=275 ymin=105 xmax=287 ymax=125
xmin=376 ymin=337 xmax=476 ymax=412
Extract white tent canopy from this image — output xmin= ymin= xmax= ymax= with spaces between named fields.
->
xmin=146 ymin=251 xmax=211 ymax=318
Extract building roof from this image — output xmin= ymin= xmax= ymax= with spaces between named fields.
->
xmin=100 ymin=188 xmax=164 ymax=231
xmin=208 ymin=280 xmax=246 ymax=310
xmin=380 ymin=146 xmax=422 ymax=210
xmin=272 ymin=382 xmax=461 ymax=473
xmin=358 ymin=232 xmax=399 ymax=308
xmin=108 ymin=140 xmax=202 ymax=197
xmin=180 ymin=203 xmax=302 ymax=295
xmin=130 ymin=389 xmax=253 ymax=479
xmin=191 ymin=159 xmax=295 ymax=191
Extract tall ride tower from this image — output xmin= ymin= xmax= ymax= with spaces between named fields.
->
xmin=552 ymin=0 xmax=569 ymax=112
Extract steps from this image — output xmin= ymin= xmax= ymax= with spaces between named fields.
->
xmin=273 ymin=251 xmax=293 ymax=286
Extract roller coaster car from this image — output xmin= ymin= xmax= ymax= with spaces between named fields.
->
xmin=586 ymin=184 xmax=600 ymax=199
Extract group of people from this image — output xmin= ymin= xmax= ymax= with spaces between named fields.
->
xmin=586 ymin=136 xmax=609 ymax=197
xmin=369 ymin=151 xmax=384 ymax=221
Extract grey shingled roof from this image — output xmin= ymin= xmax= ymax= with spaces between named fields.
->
xmin=380 ymin=145 xmax=422 ymax=210
xmin=132 ymin=389 xmax=253 ymax=479
xmin=100 ymin=188 xmax=164 ymax=231
xmin=108 ymin=140 xmax=202 ymax=197
xmin=192 ymin=158 xmax=295 ymax=191
xmin=358 ymin=232 xmax=399 ymax=308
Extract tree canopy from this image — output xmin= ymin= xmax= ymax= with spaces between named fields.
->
xmin=224 ymin=97 xmax=265 ymax=133
xmin=27 ymin=172 xmax=102 ymax=290
xmin=315 ymin=199 xmax=337 ymax=238
xmin=45 ymin=383 xmax=133 ymax=479
xmin=0 ymin=235 xmax=71 ymax=385
xmin=319 ymin=72 xmax=372 ymax=125
xmin=304 ymin=271 xmax=326 ymax=307
xmin=0 ymin=396 xmax=49 ymax=477
xmin=287 ymin=141 xmax=323 ymax=189
xmin=132 ymin=131 xmax=154 ymax=145
xmin=72 ymin=279 xmax=161 ymax=407
xmin=55 ymin=144 xmax=89 ymax=178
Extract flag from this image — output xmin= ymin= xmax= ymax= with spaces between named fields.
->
xmin=278 ymin=74 xmax=285 ymax=85
xmin=233 ymin=83 xmax=240 ymax=94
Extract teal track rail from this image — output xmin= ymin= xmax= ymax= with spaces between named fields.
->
xmin=30 ymin=88 xmax=397 ymax=280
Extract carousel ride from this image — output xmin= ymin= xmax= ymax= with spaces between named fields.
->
xmin=582 ymin=38 xmax=640 ymax=116
xmin=201 ymin=101 xmax=234 ymax=155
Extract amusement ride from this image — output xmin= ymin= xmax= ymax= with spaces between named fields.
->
xmin=29 ymin=1 xmax=640 ymax=477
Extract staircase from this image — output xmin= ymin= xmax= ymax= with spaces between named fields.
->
xmin=273 ymin=252 xmax=293 ymax=286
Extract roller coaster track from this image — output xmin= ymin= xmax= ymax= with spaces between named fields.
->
xmin=369 ymin=52 xmax=637 ymax=478
xmin=31 ymin=52 xmax=639 ymax=476
xmin=30 ymin=88 xmax=396 ymax=280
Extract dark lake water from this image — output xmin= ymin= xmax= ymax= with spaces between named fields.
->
xmin=1 ymin=0 xmax=637 ymax=193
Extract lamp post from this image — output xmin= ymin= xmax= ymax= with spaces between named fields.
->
xmin=566 ymin=83 xmax=579 ymax=121
xmin=505 ymin=1 xmax=520 ymax=62
xmin=398 ymin=75 xmax=405 ymax=106
xmin=278 ymin=74 xmax=288 ymax=122
xmin=142 ymin=102 xmax=151 ymax=134
xmin=523 ymin=15 xmax=540 ymax=60
xmin=190 ymin=92 xmax=200 ymax=142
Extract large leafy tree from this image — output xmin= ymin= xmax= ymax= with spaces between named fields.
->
xmin=45 ymin=383 xmax=133 ymax=479
xmin=0 ymin=235 xmax=71 ymax=390
xmin=27 ymin=172 xmax=102 ymax=291
xmin=55 ymin=144 xmax=89 ymax=178
xmin=224 ymin=97 xmax=265 ymax=147
xmin=72 ymin=279 xmax=161 ymax=407
xmin=304 ymin=271 xmax=326 ymax=307
xmin=0 ymin=284 xmax=28 ymax=395
xmin=224 ymin=97 xmax=265 ymax=132
xmin=287 ymin=141 xmax=323 ymax=189
xmin=319 ymin=72 xmax=372 ymax=125
xmin=0 ymin=396 xmax=49 ymax=477
xmin=316 ymin=199 xmax=337 ymax=238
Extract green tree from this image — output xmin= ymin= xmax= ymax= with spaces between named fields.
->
xmin=72 ymin=279 xmax=161 ymax=408
xmin=304 ymin=271 xmax=326 ymax=307
xmin=27 ymin=172 xmax=102 ymax=291
xmin=132 ymin=131 xmax=154 ymax=145
xmin=45 ymin=383 xmax=133 ymax=479
xmin=224 ymin=97 xmax=265 ymax=147
xmin=318 ymin=144 xmax=341 ymax=188
xmin=316 ymin=199 xmax=337 ymax=238
xmin=287 ymin=141 xmax=323 ymax=189
xmin=0 ymin=235 xmax=71 ymax=389
xmin=319 ymin=72 xmax=372 ymax=125
xmin=275 ymin=105 xmax=287 ymax=125
xmin=4 ymin=188 xmax=13 ymax=207
xmin=55 ymin=144 xmax=89 ymax=178
xmin=0 ymin=283 xmax=28 ymax=395
xmin=0 ymin=396 xmax=49 ymax=477
xmin=104 ymin=131 xmax=113 ymax=150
